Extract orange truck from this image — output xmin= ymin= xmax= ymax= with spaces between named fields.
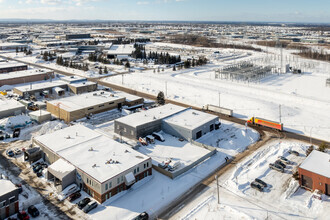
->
xmin=247 ymin=117 xmax=283 ymax=131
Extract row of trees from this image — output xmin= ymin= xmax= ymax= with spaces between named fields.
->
xmin=16 ymin=47 xmax=32 ymax=55
xmin=41 ymin=51 xmax=56 ymax=61
xmin=296 ymin=49 xmax=330 ymax=62
xmin=56 ymin=56 xmax=89 ymax=71
xmin=88 ymin=53 xmax=111 ymax=64
xmin=173 ymin=57 xmax=208 ymax=71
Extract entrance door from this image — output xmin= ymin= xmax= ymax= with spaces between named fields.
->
xmin=301 ymin=175 xmax=313 ymax=190
xmin=326 ymin=183 xmax=330 ymax=196
xmin=196 ymin=130 xmax=202 ymax=139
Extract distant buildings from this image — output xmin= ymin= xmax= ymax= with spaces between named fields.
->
xmin=298 ymin=150 xmax=330 ymax=196
xmin=0 ymin=99 xmax=26 ymax=119
xmin=0 ymin=62 xmax=28 ymax=74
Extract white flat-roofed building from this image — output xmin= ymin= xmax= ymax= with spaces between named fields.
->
xmin=0 ymin=42 xmax=28 ymax=50
xmin=0 ymin=99 xmax=26 ymax=119
xmin=0 ymin=61 xmax=28 ymax=73
xmin=107 ymin=44 xmax=135 ymax=58
xmin=34 ymin=124 xmax=152 ymax=203
xmin=13 ymin=80 xmax=68 ymax=97
xmin=0 ymin=69 xmax=54 ymax=86
xmin=47 ymin=91 xmax=125 ymax=122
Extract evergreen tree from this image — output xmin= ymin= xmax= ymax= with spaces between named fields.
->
xmin=157 ymin=91 xmax=165 ymax=105
xmin=99 ymin=67 xmax=103 ymax=74
xmin=125 ymin=61 xmax=130 ymax=68
xmin=104 ymin=66 xmax=108 ymax=74
xmin=173 ymin=65 xmax=176 ymax=71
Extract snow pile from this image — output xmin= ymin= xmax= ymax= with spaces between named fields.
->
xmin=284 ymin=179 xmax=300 ymax=199
xmin=0 ymin=115 xmax=31 ymax=129
xmin=19 ymin=120 xmax=68 ymax=140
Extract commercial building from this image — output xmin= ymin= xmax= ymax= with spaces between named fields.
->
xmin=298 ymin=150 xmax=330 ymax=195
xmin=0 ymin=99 xmax=26 ymax=119
xmin=65 ymin=34 xmax=91 ymax=40
xmin=162 ymin=108 xmax=219 ymax=140
xmin=114 ymin=104 xmax=186 ymax=139
xmin=29 ymin=110 xmax=52 ymax=123
xmin=33 ymin=124 xmax=152 ymax=203
xmin=47 ymin=91 xmax=125 ymax=122
xmin=107 ymin=44 xmax=135 ymax=59
xmin=68 ymin=81 xmax=97 ymax=94
xmin=0 ymin=69 xmax=54 ymax=86
xmin=0 ymin=179 xmax=19 ymax=219
xmin=0 ymin=42 xmax=28 ymax=50
xmin=0 ymin=62 xmax=28 ymax=74
xmin=13 ymin=80 xmax=68 ymax=98
xmin=115 ymin=91 xmax=144 ymax=109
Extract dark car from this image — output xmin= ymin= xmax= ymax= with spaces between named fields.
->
xmin=83 ymin=201 xmax=98 ymax=213
xmin=6 ymin=150 xmax=15 ymax=157
xmin=275 ymin=160 xmax=286 ymax=168
xmin=250 ymin=181 xmax=263 ymax=192
xmin=36 ymin=169 xmax=43 ymax=177
xmin=269 ymin=163 xmax=284 ymax=173
xmin=68 ymin=191 xmax=81 ymax=202
xmin=133 ymin=212 xmax=149 ymax=220
xmin=33 ymin=165 xmax=43 ymax=173
xmin=255 ymin=178 xmax=267 ymax=187
xmin=17 ymin=211 xmax=30 ymax=220
xmin=288 ymin=150 xmax=299 ymax=156
xmin=28 ymin=205 xmax=39 ymax=217
xmin=77 ymin=198 xmax=91 ymax=209
xmin=31 ymin=162 xmax=41 ymax=169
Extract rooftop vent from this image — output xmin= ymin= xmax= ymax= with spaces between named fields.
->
xmin=92 ymin=164 xmax=97 ymax=168
xmin=88 ymin=147 xmax=94 ymax=151
xmin=66 ymin=135 xmax=71 ymax=139
xmin=125 ymin=150 xmax=130 ymax=153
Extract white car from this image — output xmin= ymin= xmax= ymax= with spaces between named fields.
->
xmin=57 ymin=184 xmax=78 ymax=201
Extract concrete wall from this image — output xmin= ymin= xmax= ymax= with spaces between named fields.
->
xmin=0 ymin=72 xmax=54 ymax=87
xmin=14 ymin=84 xmax=68 ymax=98
xmin=68 ymin=83 xmax=97 ymax=94
xmin=0 ymin=106 xmax=26 ymax=119
xmin=191 ymin=118 xmax=218 ymax=140
xmin=114 ymin=121 xmax=137 ymax=139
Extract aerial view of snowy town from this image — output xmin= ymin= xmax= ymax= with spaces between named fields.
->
xmin=0 ymin=0 xmax=329 ymax=220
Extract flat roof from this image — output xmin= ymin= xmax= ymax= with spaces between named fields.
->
xmin=0 ymin=42 xmax=27 ymax=47
xmin=0 ymin=69 xmax=52 ymax=81
xmin=108 ymin=44 xmax=135 ymax=55
xmin=115 ymin=104 xmax=186 ymax=128
xmin=47 ymin=91 xmax=124 ymax=112
xmin=114 ymin=91 xmax=143 ymax=102
xmin=0 ymin=179 xmax=17 ymax=197
xmin=34 ymin=124 xmax=150 ymax=183
xmin=163 ymin=108 xmax=218 ymax=130
xmin=60 ymin=75 xmax=86 ymax=83
xmin=300 ymin=150 xmax=330 ymax=178
xmin=48 ymin=158 xmax=75 ymax=179
xmin=69 ymin=81 xmax=96 ymax=88
xmin=0 ymin=99 xmax=25 ymax=112
xmin=0 ymin=61 xmax=27 ymax=70
xmin=14 ymin=80 xmax=67 ymax=92
xmin=29 ymin=110 xmax=51 ymax=117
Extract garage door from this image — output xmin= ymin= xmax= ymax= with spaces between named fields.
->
xmin=326 ymin=184 xmax=330 ymax=196
xmin=196 ymin=130 xmax=202 ymax=139
xmin=301 ymin=175 xmax=313 ymax=189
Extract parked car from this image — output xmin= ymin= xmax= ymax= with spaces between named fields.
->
xmin=36 ymin=169 xmax=43 ymax=177
xmin=28 ymin=205 xmax=39 ymax=217
xmin=275 ymin=160 xmax=286 ymax=168
xmin=68 ymin=191 xmax=81 ymax=202
xmin=278 ymin=156 xmax=291 ymax=165
xmin=77 ymin=198 xmax=91 ymax=209
xmin=269 ymin=163 xmax=284 ymax=173
xmin=17 ymin=211 xmax=29 ymax=220
xmin=255 ymin=178 xmax=267 ymax=187
xmin=32 ymin=165 xmax=43 ymax=173
xmin=58 ymin=184 xmax=78 ymax=201
xmin=133 ymin=212 xmax=149 ymax=220
xmin=250 ymin=181 xmax=264 ymax=192
xmin=288 ymin=150 xmax=299 ymax=156
xmin=83 ymin=201 xmax=98 ymax=213
xmin=14 ymin=148 xmax=22 ymax=155
xmin=152 ymin=132 xmax=165 ymax=142
xmin=6 ymin=149 xmax=15 ymax=157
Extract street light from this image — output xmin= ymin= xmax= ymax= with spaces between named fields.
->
xmin=310 ymin=127 xmax=314 ymax=146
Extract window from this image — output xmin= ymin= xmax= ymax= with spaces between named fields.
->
xmin=109 ymin=192 xmax=112 ymax=198
xmin=105 ymin=183 xmax=108 ymax=190
xmin=144 ymin=172 xmax=147 ymax=178
xmin=109 ymin=182 xmax=112 ymax=188
xmin=210 ymin=124 xmax=214 ymax=131
xmin=144 ymin=164 xmax=146 ymax=169
xmin=117 ymin=178 xmax=120 ymax=184
xmin=106 ymin=194 xmax=109 ymax=200
xmin=121 ymin=176 xmax=123 ymax=182
xmin=88 ymin=107 xmax=94 ymax=111
xmin=9 ymin=196 xmax=15 ymax=204
xmin=86 ymin=178 xmax=89 ymax=184
xmin=137 ymin=167 xmax=139 ymax=173
xmin=0 ymin=201 xmax=6 ymax=208
xmin=147 ymin=162 xmax=149 ymax=167
xmin=109 ymin=102 xmax=114 ymax=105
xmin=123 ymin=128 xmax=126 ymax=132
xmin=99 ymin=104 xmax=104 ymax=108
xmin=134 ymin=169 xmax=136 ymax=174
xmin=131 ymin=130 xmax=134 ymax=135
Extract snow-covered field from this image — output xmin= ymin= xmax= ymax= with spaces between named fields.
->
xmin=102 ymin=52 xmax=330 ymax=141
xmin=174 ymin=140 xmax=330 ymax=220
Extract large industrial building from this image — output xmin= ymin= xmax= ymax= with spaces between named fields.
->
xmin=0 ymin=42 xmax=28 ymax=50
xmin=0 ymin=62 xmax=28 ymax=74
xmin=115 ymin=104 xmax=219 ymax=141
xmin=47 ymin=91 xmax=125 ymax=122
xmin=13 ymin=80 xmax=68 ymax=97
xmin=0 ymin=69 xmax=54 ymax=86
xmin=298 ymin=150 xmax=330 ymax=196
xmin=0 ymin=99 xmax=26 ymax=119
xmin=33 ymin=124 xmax=152 ymax=203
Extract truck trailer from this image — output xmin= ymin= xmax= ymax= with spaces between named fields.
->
xmin=247 ymin=117 xmax=283 ymax=131
xmin=203 ymin=104 xmax=233 ymax=117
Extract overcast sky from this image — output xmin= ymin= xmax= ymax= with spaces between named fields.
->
xmin=0 ymin=0 xmax=329 ymax=23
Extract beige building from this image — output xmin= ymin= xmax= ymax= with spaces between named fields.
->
xmin=68 ymin=81 xmax=97 ymax=94
xmin=47 ymin=91 xmax=125 ymax=122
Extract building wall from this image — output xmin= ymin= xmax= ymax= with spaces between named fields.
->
xmin=191 ymin=118 xmax=218 ymax=140
xmin=68 ymin=83 xmax=97 ymax=94
xmin=125 ymin=98 xmax=144 ymax=107
xmin=0 ymin=65 xmax=28 ymax=74
xmin=136 ymin=120 xmax=162 ymax=139
xmin=298 ymin=167 xmax=330 ymax=195
xmin=114 ymin=121 xmax=137 ymax=139
xmin=14 ymin=84 xmax=68 ymax=98
xmin=0 ymin=189 xmax=19 ymax=219
xmin=0 ymin=72 xmax=54 ymax=87
xmin=0 ymin=106 xmax=26 ymax=119
xmin=47 ymin=97 xmax=125 ymax=122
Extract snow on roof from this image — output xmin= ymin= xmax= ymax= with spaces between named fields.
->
xmin=108 ymin=44 xmax=135 ymax=55
xmin=115 ymin=91 xmax=142 ymax=102
xmin=0 ymin=61 xmax=27 ymax=69
xmin=0 ymin=69 xmax=52 ymax=81
xmin=48 ymin=158 xmax=75 ymax=179
xmin=115 ymin=104 xmax=186 ymax=128
xmin=29 ymin=110 xmax=51 ymax=117
xmin=0 ymin=99 xmax=24 ymax=112
xmin=0 ymin=115 xmax=30 ymax=127
xmin=69 ymin=81 xmax=96 ymax=88
xmin=34 ymin=124 xmax=150 ymax=183
xmin=299 ymin=150 xmax=330 ymax=178
xmin=0 ymin=42 xmax=27 ymax=47
xmin=47 ymin=91 xmax=124 ymax=112
xmin=0 ymin=179 xmax=17 ymax=197
xmin=60 ymin=75 xmax=86 ymax=83
xmin=14 ymin=80 xmax=67 ymax=92
xmin=163 ymin=108 xmax=218 ymax=130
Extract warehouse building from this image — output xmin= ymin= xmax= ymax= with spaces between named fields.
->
xmin=0 ymin=179 xmax=19 ymax=219
xmin=68 ymin=81 xmax=97 ymax=94
xmin=162 ymin=108 xmax=219 ymax=140
xmin=47 ymin=91 xmax=125 ymax=122
xmin=0 ymin=42 xmax=28 ymax=50
xmin=0 ymin=62 xmax=28 ymax=74
xmin=29 ymin=110 xmax=51 ymax=123
xmin=114 ymin=104 xmax=186 ymax=139
xmin=0 ymin=99 xmax=26 ymax=119
xmin=13 ymin=80 xmax=68 ymax=98
xmin=0 ymin=69 xmax=54 ymax=86
xmin=33 ymin=124 xmax=152 ymax=203
xmin=115 ymin=91 xmax=144 ymax=109
xmin=298 ymin=150 xmax=330 ymax=196
xmin=65 ymin=34 xmax=91 ymax=40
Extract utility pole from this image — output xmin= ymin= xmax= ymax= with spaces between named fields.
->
xmin=165 ymin=81 xmax=167 ymax=98
xmin=215 ymin=175 xmax=220 ymax=204
xmin=121 ymin=74 xmax=124 ymax=85
xmin=218 ymin=92 xmax=221 ymax=107
xmin=310 ymin=127 xmax=313 ymax=145
xmin=279 ymin=104 xmax=281 ymax=124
